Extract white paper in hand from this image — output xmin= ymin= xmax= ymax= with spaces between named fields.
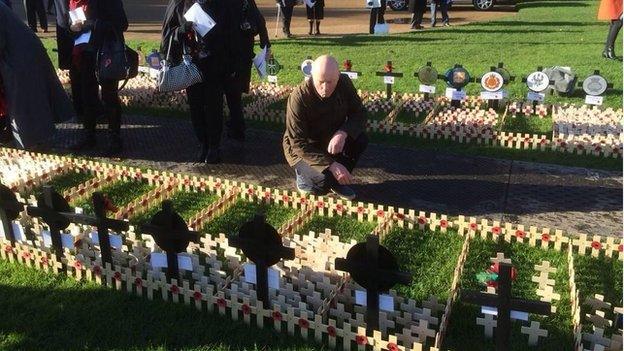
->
xmin=253 ymin=47 xmax=268 ymax=78
xmin=69 ymin=7 xmax=87 ymax=25
xmin=74 ymin=31 xmax=91 ymax=46
xmin=184 ymin=3 xmax=216 ymax=37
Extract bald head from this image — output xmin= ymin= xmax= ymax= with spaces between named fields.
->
xmin=311 ymin=55 xmax=340 ymax=99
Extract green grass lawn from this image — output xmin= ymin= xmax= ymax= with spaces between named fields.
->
xmin=72 ymin=181 xmax=155 ymax=215
xmin=202 ymin=200 xmax=299 ymax=237
xmin=573 ymin=254 xmax=623 ymax=336
xmin=502 ymin=115 xmax=554 ymax=135
xmin=443 ymin=237 xmax=573 ymax=351
xmin=382 ymin=227 xmax=465 ymax=303
xmin=295 ymin=215 xmax=377 ymax=243
xmin=0 ymin=260 xmax=318 ymax=351
xmin=25 ymin=170 xmax=94 ymax=198
xmin=130 ymin=190 xmax=219 ymax=226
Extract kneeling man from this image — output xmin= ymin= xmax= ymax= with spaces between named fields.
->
xmin=283 ymin=55 xmax=368 ymax=200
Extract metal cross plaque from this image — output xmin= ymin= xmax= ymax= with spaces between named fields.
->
xmin=526 ymin=71 xmax=550 ymax=93
xmin=481 ymin=71 xmax=505 ymax=92
xmin=582 ymin=74 xmax=608 ymax=96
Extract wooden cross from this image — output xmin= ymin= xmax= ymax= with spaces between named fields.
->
xmin=410 ymin=319 xmax=436 ymax=343
xmin=0 ymin=183 xmax=24 ymax=244
xmin=461 ymin=262 xmax=551 ymax=351
xmin=140 ymin=200 xmax=200 ymax=282
xmin=477 ymin=312 xmax=497 ymax=338
xmin=26 ymin=186 xmax=72 ymax=256
xmin=585 ymin=310 xmax=612 ymax=329
xmin=582 ymin=327 xmax=611 ymax=350
xmin=532 ymin=260 xmax=556 ymax=287
xmin=536 ymin=285 xmax=560 ymax=303
xmin=375 ymin=61 xmax=403 ymax=100
xmin=490 ymin=252 xmax=511 ymax=264
xmin=520 ymin=320 xmax=548 ymax=346
xmin=229 ymin=214 xmax=295 ymax=307
xmin=422 ymin=295 xmax=445 ymax=315
xmin=584 ymin=294 xmax=612 ymax=313
xmin=335 ymin=234 xmax=412 ymax=333
xmin=63 ymin=192 xmax=128 ymax=265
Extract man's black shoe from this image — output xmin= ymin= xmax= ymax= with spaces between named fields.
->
xmin=329 ymin=184 xmax=356 ymax=200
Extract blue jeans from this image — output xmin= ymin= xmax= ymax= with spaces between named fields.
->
xmin=430 ymin=2 xmax=449 ymax=25
xmin=294 ymin=133 xmax=368 ymax=192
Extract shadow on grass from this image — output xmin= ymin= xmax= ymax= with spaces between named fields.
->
xmin=0 ymin=263 xmax=319 ymax=351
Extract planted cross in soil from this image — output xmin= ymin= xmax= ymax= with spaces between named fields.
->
xmin=73 ymin=181 xmax=154 ymax=215
xmin=141 ymin=200 xmax=200 ymax=281
xmin=25 ymin=171 xmax=93 ymax=198
xmin=229 ymin=214 xmax=295 ymax=306
xmin=130 ymin=190 xmax=218 ymax=226
xmin=296 ymin=215 xmax=376 ymax=243
xmin=202 ymin=200 xmax=298 ymax=237
xmin=335 ymin=234 xmax=412 ymax=333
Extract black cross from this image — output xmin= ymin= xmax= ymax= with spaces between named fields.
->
xmin=26 ymin=186 xmax=72 ymax=257
xmin=375 ymin=61 xmax=403 ymax=100
xmin=335 ymin=235 xmax=412 ymax=333
xmin=461 ymin=262 xmax=551 ymax=351
xmin=0 ymin=183 xmax=24 ymax=245
xmin=63 ymin=192 xmax=129 ymax=266
xmin=140 ymin=200 xmax=200 ymax=282
xmin=229 ymin=214 xmax=295 ymax=307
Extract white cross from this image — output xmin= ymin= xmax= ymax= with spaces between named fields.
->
xmin=490 ymin=252 xmax=511 ymax=264
xmin=582 ymin=327 xmax=612 ymax=350
xmin=410 ymin=319 xmax=436 ymax=343
xmin=520 ymin=321 xmax=548 ymax=346
xmin=422 ymin=295 xmax=445 ymax=315
xmin=476 ymin=313 xmax=497 ymax=339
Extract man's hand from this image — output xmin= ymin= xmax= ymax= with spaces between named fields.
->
xmin=70 ymin=20 xmax=84 ymax=32
xmin=328 ymin=162 xmax=353 ymax=185
xmin=327 ymin=130 xmax=347 ymax=155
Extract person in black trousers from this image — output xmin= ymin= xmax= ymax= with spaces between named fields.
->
xmin=306 ymin=0 xmax=323 ymax=35
xmin=369 ymin=0 xmax=386 ymax=34
xmin=277 ymin=0 xmax=295 ymax=38
xmin=67 ymin=0 xmax=128 ymax=156
xmin=162 ymin=0 xmax=236 ymax=164
xmin=23 ymin=0 xmax=48 ymax=32
xmin=430 ymin=0 xmax=449 ymax=27
xmin=409 ymin=0 xmax=426 ymax=30
xmin=226 ymin=0 xmax=270 ymax=141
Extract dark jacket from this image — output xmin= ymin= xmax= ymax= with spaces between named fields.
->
xmin=53 ymin=0 xmax=73 ymax=69
xmin=0 ymin=3 xmax=74 ymax=148
xmin=231 ymin=0 xmax=270 ymax=65
xmin=1 ymin=0 xmax=10 ymax=9
xmin=283 ymin=74 xmax=366 ymax=172
xmin=161 ymin=0 xmax=234 ymax=71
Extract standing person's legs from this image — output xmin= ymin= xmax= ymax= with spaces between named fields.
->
xmin=281 ymin=5 xmax=293 ymax=36
xmin=378 ymin=0 xmax=386 ymax=23
xmin=186 ymin=81 xmax=209 ymax=162
xmin=430 ymin=1 xmax=437 ymax=26
xmin=69 ymin=66 xmax=84 ymax=120
xmin=369 ymin=8 xmax=379 ymax=34
xmin=204 ymin=73 xmax=225 ymax=163
xmin=440 ymin=2 xmax=449 ymax=24
xmin=70 ymin=50 xmax=100 ymax=150
xmin=46 ymin=0 xmax=54 ymax=14
xmin=100 ymin=80 xmax=122 ymax=155
xmin=25 ymin=0 xmax=37 ymax=31
xmin=604 ymin=18 xmax=623 ymax=59
xmin=35 ymin=0 xmax=47 ymax=31
xmin=224 ymin=72 xmax=246 ymax=141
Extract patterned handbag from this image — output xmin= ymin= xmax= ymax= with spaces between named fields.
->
xmin=157 ymin=34 xmax=203 ymax=93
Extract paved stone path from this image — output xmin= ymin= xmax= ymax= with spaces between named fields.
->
xmin=48 ymin=114 xmax=622 ymax=237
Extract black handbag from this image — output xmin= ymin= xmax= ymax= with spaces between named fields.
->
xmin=96 ymin=29 xmax=139 ymax=88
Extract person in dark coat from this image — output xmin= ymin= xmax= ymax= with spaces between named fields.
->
xmin=276 ymin=0 xmax=296 ymax=38
xmin=53 ymin=0 xmax=84 ymax=118
xmin=65 ymin=0 xmax=128 ymax=156
xmin=409 ymin=0 xmax=426 ymax=30
xmin=1 ymin=0 xmax=11 ymax=9
xmin=430 ymin=0 xmax=449 ymax=27
xmin=225 ymin=0 xmax=271 ymax=141
xmin=161 ymin=0 xmax=236 ymax=164
xmin=0 ymin=2 xmax=74 ymax=149
xmin=369 ymin=0 xmax=386 ymax=34
xmin=306 ymin=0 xmax=324 ymax=35
xmin=23 ymin=0 xmax=48 ymax=32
